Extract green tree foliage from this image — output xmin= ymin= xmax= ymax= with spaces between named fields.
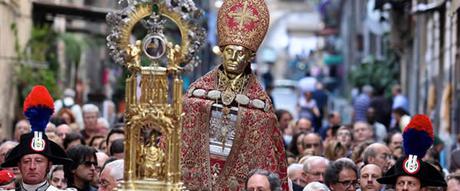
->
xmin=348 ymin=54 xmax=400 ymax=96
xmin=11 ymin=23 xmax=88 ymax=104
xmin=11 ymin=24 xmax=60 ymax=103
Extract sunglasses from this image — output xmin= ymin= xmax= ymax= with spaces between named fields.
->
xmin=81 ymin=161 xmax=97 ymax=167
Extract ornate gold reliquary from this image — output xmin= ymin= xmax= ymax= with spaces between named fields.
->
xmin=106 ymin=0 xmax=205 ymax=190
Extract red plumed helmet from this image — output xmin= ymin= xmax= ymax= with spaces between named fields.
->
xmin=403 ymin=114 xmax=434 ymax=158
xmin=404 ymin=114 xmax=434 ymax=139
xmin=23 ymin=85 xmax=54 ymax=113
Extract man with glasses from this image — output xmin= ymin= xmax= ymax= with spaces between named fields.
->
xmin=303 ymin=156 xmax=330 ymax=185
xmin=362 ymin=143 xmax=393 ymax=172
xmin=359 ymin=164 xmax=383 ymax=191
xmin=66 ymin=145 xmax=98 ymax=191
xmin=325 ymin=158 xmax=359 ymax=191
xmin=98 ymin=159 xmax=123 ymax=191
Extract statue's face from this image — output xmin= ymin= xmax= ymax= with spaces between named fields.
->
xmin=222 ymin=45 xmax=254 ymax=75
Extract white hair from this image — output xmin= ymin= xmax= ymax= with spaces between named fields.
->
xmin=302 ymin=156 xmax=329 ymax=173
xmin=104 ymin=159 xmax=124 ymax=180
xmin=335 ymin=157 xmax=355 ymax=164
xmin=0 ymin=141 xmax=19 ymax=150
xmin=97 ymin=118 xmax=110 ymax=129
xmin=82 ymin=104 xmax=99 ymax=114
xmin=64 ymin=88 xmax=76 ymax=98
xmin=303 ymin=182 xmax=330 ymax=191
xmin=288 ymin=163 xmax=304 ymax=178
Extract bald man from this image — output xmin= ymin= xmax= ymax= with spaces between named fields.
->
xmin=359 ymin=164 xmax=383 ymax=191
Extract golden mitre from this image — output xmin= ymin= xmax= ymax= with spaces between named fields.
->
xmin=217 ymin=0 xmax=270 ymax=52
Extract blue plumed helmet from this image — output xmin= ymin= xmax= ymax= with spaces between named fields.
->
xmin=378 ymin=114 xmax=446 ymax=187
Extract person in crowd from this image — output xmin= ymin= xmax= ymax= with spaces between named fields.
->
xmin=57 ymin=108 xmax=80 ymax=132
xmin=0 ymin=141 xmax=18 ymax=164
xmin=296 ymin=118 xmax=314 ymax=134
xmin=45 ymin=123 xmax=62 ymax=148
xmin=335 ymin=126 xmax=353 ymax=157
xmin=450 ymin=149 xmax=460 ymax=173
xmin=96 ymin=118 xmax=110 ymax=137
xmin=353 ymin=85 xmax=373 ymax=122
xmin=49 ymin=165 xmax=67 ymax=189
xmin=298 ymin=91 xmax=320 ymax=127
xmin=447 ymin=172 xmax=460 ymax=191
xmin=98 ymin=140 xmax=107 ymax=152
xmin=277 ymin=110 xmax=294 ymax=147
xmin=303 ymin=156 xmax=330 ymax=185
xmin=95 ymin=152 xmax=109 ymax=174
xmin=369 ymin=88 xmax=392 ymax=127
xmin=324 ymin=140 xmax=348 ymax=161
xmin=423 ymin=136 xmax=444 ymax=162
xmin=391 ymin=107 xmax=411 ymax=131
xmin=359 ymin=164 xmax=383 ymax=191
xmin=351 ymin=141 xmax=373 ymax=167
xmin=98 ymin=160 xmax=124 ymax=191
xmin=304 ymin=182 xmax=330 ymax=191
xmin=385 ymin=131 xmax=404 ymax=160
xmin=312 ymin=82 xmax=328 ymax=131
xmin=320 ymin=112 xmax=341 ymax=140
xmin=301 ymin=133 xmax=322 ymax=156
xmin=289 ymin=132 xmax=306 ymax=157
xmin=93 ymin=152 xmax=109 ymax=189
xmin=89 ymin=136 xmax=106 ymax=150
xmin=56 ymin=124 xmax=72 ymax=141
xmin=109 ymin=139 xmax=124 ymax=159
xmin=82 ymin=104 xmax=100 ymax=144
xmin=324 ymin=158 xmax=359 ymax=191
xmin=352 ymin=121 xmax=374 ymax=146
xmin=288 ymin=163 xmax=307 ymax=190
xmin=1 ymin=86 xmax=73 ymax=191
xmin=377 ymin=115 xmax=447 ymax=191
xmin=105 ymin=128 xmax=125 ymax=156
xmin=54 ymin=88 xmax=83 ymax=130
xmin=275 ymin=109 xmax=293 ymax=133
xmin=362 ymin=143 xmax=393 ymax=172
xmin=391 ymin=84 xmax=409 ymax=113
xmin=286 ymin=152 xmax=297 ymax=166
xmin=245 ymin=169 xmax=282 ymax=191
xmin=366 ymin=107 xmax=387 ymax=143
xmin=13 ymin=119 xmax=30 ymax=142
xmin=63 ymin=133 xmax=85 ymax=151
xmin=451 ymin=134 xmax=460 ymax=151
xmin=66 ymin=145 xmax=98 ymax=191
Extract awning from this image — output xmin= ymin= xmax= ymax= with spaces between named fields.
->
xmin=324 ymin=54 xmax=343 ymax=65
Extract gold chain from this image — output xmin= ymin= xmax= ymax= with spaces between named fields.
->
xmin=217 ymin=70 xmax=249 ymax=94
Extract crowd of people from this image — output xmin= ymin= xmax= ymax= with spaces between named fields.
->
xmin=0 ymin=88 xmax=124 ymax=191
xmin=0 ymin=84 xmax=460 ymax=191
xmin=0 ymin=82 xmax=459 ymax=191
xmin=270 ymin=83 xmax=460 ymax=191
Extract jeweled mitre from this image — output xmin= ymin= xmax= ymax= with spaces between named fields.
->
xmin=217 ymin=0 xmax=270 ymax=52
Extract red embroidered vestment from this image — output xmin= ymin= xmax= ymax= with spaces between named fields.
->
xmin=181 ymin=67 xmax=288 ymax=190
